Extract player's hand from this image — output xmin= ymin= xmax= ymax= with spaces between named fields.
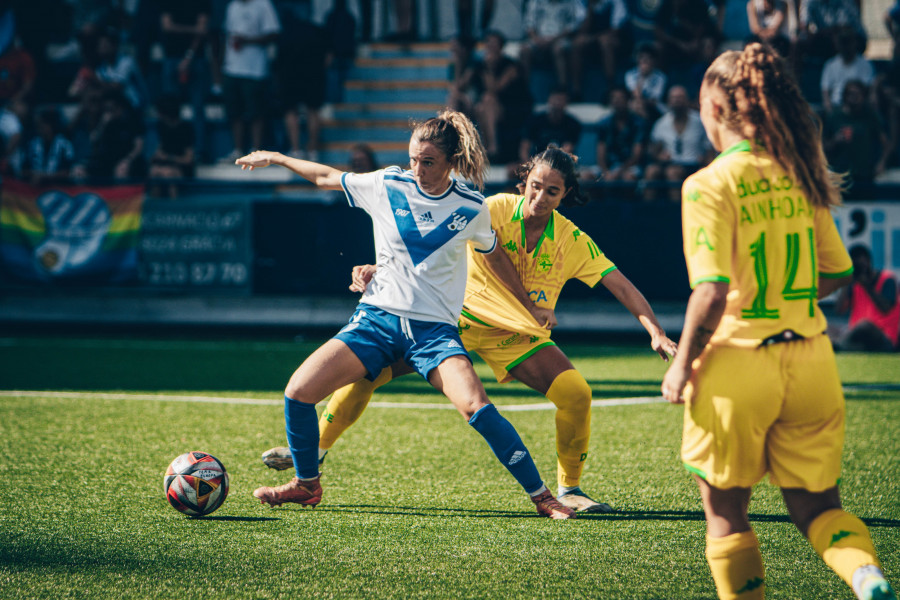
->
xmin=236 ymin=150 xmax=278 ymax=170
xmin=530 ymin=306 xmax=557 ymax=329
xmin=651 ymin=334 xmax=678 ymax=362
xmin=661 ymin=360 xmax=691 ymax=404
xmin=349 ymin=264 xmax=376 ymax=293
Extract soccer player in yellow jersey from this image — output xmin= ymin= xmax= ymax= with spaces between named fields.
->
xmin=263 ymin=146 xmax=677 ymax=512
xmin=662 ymin=43 xmax=896 ymax=600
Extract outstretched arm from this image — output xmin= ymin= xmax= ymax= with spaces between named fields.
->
xmin=236 ymin=151 xmax=343 ymax=190
xmin=601 ymin=269 xmax=677 ymax=360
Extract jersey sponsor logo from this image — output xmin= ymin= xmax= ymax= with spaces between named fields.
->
xmin=508 ymin=450 xmax=527 ymax=466
xmin=498 ymin=332 xmax=521 ymax=347
xmin=736 ymin=174 xmax=793 ymax=198
xmin=447 ymin=339 xmax=461 ymax=348
xmin=829 ymin=530 xmax=858 ymax=547
xmin=457 ymin=320 xmax=471 ymax=335
xmin=416 ymin=210 xmax=434 ymax=224
xmin=529 ymin=335 xmax=540 ymax=343
xmin=690 ymin=226 xmax=715 ymax=252
xmin=573 ymin=229 xmax=582 ymax=240
xmin=685 ymin=188 xmax=701 ymax=203
xmin=503 ymin=239 xmax=517 ymax=252
xmin=339 ymin=310 xmax=367 ymax=333
xmin=529 ymin=290 xmax=549 ymax=303
xmin=386 ymin=185 xmax=480 ymax=265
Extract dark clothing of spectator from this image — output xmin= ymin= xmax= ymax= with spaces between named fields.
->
xmin=823 ymin=108 xmax=887 ymax=184
xmin=22 ymin=134 xmax=74 ymax=178
xmin=152 ymin=119 xmax=195 ymax=178
xmin=0 ymin=46 xmax=35 ymax=102
xmin=596 ymin=110 xmax=647 ymax=170
xmin=86 ymin=110 xmax=146 ymax=179
xmin=522 ymin=111 xmax=582 ymax=158
xmin=654 ymin=0 xmax=717 ymax=69
xmin=160 ymin=0 xmax=212 ymax=58
xmin=323 ymin=1 xmax=356 ymax=103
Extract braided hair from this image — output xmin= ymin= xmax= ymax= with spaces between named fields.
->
xmin=703 ymin=43 xmax=843 ymax=208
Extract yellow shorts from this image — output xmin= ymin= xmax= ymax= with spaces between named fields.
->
xmin=681 ymin=334 xmax=844 ymax=491
xmin=458 ymin=312 xmax=555 ymax=383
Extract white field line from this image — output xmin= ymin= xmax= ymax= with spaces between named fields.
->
xmin=0 ymin=390 xmax=666 ymax=410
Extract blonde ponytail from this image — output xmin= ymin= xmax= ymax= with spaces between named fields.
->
xmin=412 ymin=109 xmax=489 ymax=191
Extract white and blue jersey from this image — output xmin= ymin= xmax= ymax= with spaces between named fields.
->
xmin=341 ymin=166 xmax=496 ymax=325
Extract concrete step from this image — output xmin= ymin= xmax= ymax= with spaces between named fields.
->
xmin=349 ymin=64 xmax=448 ymax=81
xmin=332 ymin=102 xmax=443 ymax=121
xmin=320 ymin=120 xmax=412 ymax=143
xmin=343 ymin=86 xmax=448 ymax=104
xmin=364 ymin=42 xmax=450 ymax=60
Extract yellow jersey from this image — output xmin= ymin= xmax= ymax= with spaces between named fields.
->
xmin=681 ymin=140 xmax=853 ymax=348
xmin=463 ymin=193 xmax=618 ymax=339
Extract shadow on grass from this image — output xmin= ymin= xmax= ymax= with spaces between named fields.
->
xmin=188 ymin=515 xmax=279 ymax=522
xmin=295 ymin=505 xmax=900 ymax=528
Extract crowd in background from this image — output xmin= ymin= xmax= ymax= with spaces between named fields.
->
xmin=0 ymin=0 xmax=895 ymax=200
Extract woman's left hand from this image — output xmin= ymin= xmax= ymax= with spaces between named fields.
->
xmin=236 ymin=150 xmax=278 ymax=170
xmin=651 ymin=334 xmax=678 ymax=362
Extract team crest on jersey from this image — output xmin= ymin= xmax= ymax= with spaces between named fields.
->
xmin=537 ymin=253 xmax=553 ymax=271
xmin=447 ymin=212 xmax=469 ymax=231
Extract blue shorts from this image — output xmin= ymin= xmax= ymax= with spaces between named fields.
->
xmin=334 ymin=303 xmax=470 ymax=381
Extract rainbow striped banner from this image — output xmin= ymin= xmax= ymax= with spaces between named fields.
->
xmin=0 ymin=179 xmax=144 ymax=284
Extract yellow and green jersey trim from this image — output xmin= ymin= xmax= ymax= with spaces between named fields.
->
xmin=820 ymin=267 xmax=854 ymax=279
xmin=511 ymin=197 xmax=554 ymax=258
xmin=505 ymin=341 xmax=558 ymax=371
xmin=460 ymin=307 xmax=493 ymax=327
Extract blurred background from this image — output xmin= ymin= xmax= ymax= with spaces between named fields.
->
xmin=0 ymin=0 xmax=896 ymax=339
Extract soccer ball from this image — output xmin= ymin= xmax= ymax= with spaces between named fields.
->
xmin=164 ymin=451 xmax=229 ymax=516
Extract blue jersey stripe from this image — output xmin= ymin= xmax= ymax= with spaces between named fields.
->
xmin=341 ymin=172 xmax=356 ymax=207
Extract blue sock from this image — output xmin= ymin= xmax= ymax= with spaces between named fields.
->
xmin=468 ymin=404 xmax=543 ymax=494
xmin=284 ymin=395 xmax=320 ymax=479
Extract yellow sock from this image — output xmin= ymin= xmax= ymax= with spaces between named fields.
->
xmin=545 ymin=369 xmax=591 ymax=489
xmin=808 ymin=508 xmax=881 ymax=587
xmin=318 ymin=367 xmax=392 ymax=450
xmin=705 ymin=531 xmax=765 ymax=600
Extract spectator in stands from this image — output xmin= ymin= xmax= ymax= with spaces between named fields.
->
xmin=74 ymin=88 xmax=146 ymax=181
xmin=823 ymin=80 xmax=890 ymax=186
xmin=472 ymin=30 xmax=532 ymax=162
xmin=386 ymin=0 xmax=417 ymax=41
xmin=446 ymin=34 xmax=478 ymax=116
xmin=19 ymin=106 xmax=74 ymax=183
xmin=159 ymin=0 xmax=212 ymax=164
xmin=324 ymin=0 xmax=357 ymax=104
xmin=519 ymin=87 xmax=581 ymax=162
xmin=653 ymin=0 xmax=719 ymax=92
xmin=0 ymin=38 xmax=36 ymax=106
xmin=149 ymin=94 xmax=196 ymax=198
xmin=820 ymin=27 xmax=874 ymax=114
xmin=457 ymin=0 xmax=496 ymax=38
xmin=93 ymin=27 xmax=148 ymax=112
xmin=276 ymin=4 xmax=325 ymax=162
xmin=594 ymin=86 xmax=647 ymax=183
xmin=833 ymin=245 xmax=900 ymax=352
xmin=799 ymin=0 xmax=866 ymax=61
xmin=520 ymin=0 xmax=587 ymax=99
xmin=349 ymin=142 xmax=378 ymax=173
xmin=222 ymin=0 xmax=280 ymax=161
xmin=641 ymin=85 xmax=712 ymax=201
xmin=747 ymin=0 xmax=791 ymax=56
xmin=624 ymin=42 xmax=667 ymax=122
xmin=572 ymin=0 xmax=630 ymax=100
xmin=879 ymin=1 xmax=900 ymax=166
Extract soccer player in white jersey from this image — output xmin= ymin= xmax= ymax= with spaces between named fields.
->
xmin=235 ymin=110 xmax=575 ymax=518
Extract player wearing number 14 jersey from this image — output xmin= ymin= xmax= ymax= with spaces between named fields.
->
xmin=662 ymin=44 xmax=894 ymax=600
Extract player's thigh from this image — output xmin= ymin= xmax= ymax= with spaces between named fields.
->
xmin=507 ymin=344 xmax=576 ymax=395
xmin=286 ymin=338 xmax=369 ymax=403
xmin=682 ymin=346 xmax=782 ymax=488
xmin=767 ymin=336 xmax=845 ymax=491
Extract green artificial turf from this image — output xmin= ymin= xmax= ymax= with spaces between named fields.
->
xmin=0 ymin=334 xmax=897 ymax=599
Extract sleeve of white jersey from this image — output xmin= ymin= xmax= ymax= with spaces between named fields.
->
xmin=469 ymin=205 xmax=497 ymax=254
xmin=340 ymin=169 xmax=386 ymax=213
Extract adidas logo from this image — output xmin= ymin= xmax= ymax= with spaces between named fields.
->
xmin=508 ymin=450 xmax=527 ymax=466
xmin=416 ymin=211 xmax=434 ymax=223
xmin=395 ymin=208 xmax=410 ymax=217
xmin=447 ymin=340 xmax=461 ymax=348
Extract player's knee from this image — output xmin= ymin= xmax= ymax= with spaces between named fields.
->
xmin=547 ymin=369 xmax=592 ymax=414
